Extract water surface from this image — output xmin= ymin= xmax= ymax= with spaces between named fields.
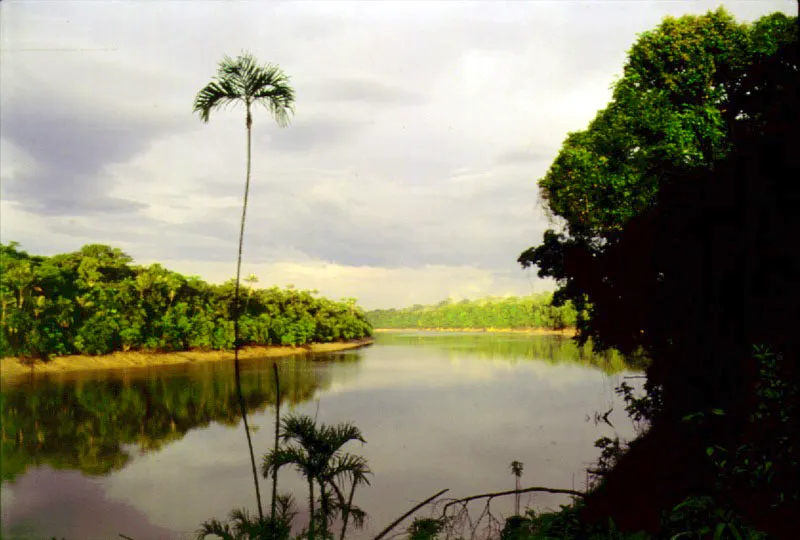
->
xmin=1 ymin=332 xmax=642 ymax=539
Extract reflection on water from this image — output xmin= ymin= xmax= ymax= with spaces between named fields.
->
xmin=376 ymin=332 xmax=646 ymax=373
xmin=1 ymin=356 xmax=341 ymax=482
xmin=1 ymin=333 xmax=642 ymax=540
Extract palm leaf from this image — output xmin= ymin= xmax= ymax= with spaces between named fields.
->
xmin=193 ymin=52 xmax=295 ymax=125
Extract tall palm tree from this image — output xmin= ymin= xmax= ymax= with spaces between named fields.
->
xmin=262 ymin=414 xmax=368 ymax=540
xmin=194 ymin=52 xmax=296 ymax=521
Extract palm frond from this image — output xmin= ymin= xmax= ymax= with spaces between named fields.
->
xmin=319 ymin=421 xmax=366 ymax=451
xmin=280 ymin=414 xmax=319 ymax=447
xmin=326 ymin=453 xmax=372 ymax=486
xmin=192 ymin=79 xmax=242 ymax=123
xmin=196 ymin=517 xmax=236 ymax=540
xmin=275 ymin=493 xmax=298 ymax=522
xmin=262 ymin=445 xmax=312 ymax=478
xmin=193 ymin=52 xmax=295 ymax=125
xmin=347 ymin=506 xmax=368 ymax=530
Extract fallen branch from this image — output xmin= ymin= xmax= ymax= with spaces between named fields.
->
xmin=372 ymin=488 xmax=449 ymax=540
xmin=439 ymin=486 xmax=584 ymax=519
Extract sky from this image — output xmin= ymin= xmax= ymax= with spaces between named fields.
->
xmin=1 ymin=0 xmax=795 ymax=310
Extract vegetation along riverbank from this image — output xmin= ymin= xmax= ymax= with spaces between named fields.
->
xmin=0 ymin=242 xmax=373 ymax=365
xmin=366 ymin=293 xmax=578 ymax=331
xmin=373 ymin=327 xmax=575 ymax=335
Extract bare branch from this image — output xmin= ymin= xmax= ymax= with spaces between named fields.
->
xmin=439 ymin=485 xmax=584 ymax=520
xmin=372 ymin=489 xmax=449 ymax=540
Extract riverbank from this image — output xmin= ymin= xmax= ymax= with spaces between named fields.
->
xmin=373 ymin=327 xmax=576 ymax=336
xmin=0 ymin=338 xmax=374 ymax=380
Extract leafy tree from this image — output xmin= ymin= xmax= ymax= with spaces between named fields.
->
xmin=522 ymin=14 xmax=800 ymax=535
xmin=0 ymin=242 xmax=372 ymax=359
xmin=519 ymin=9 xmax=797 ymax=343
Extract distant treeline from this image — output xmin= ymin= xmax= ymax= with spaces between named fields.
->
xmin=366 ymin=293 xmax=578 ymax=330
xmin=0 ymin=243 xmax=372 ymax=359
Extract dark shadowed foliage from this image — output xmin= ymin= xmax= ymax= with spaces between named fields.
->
xmin=522 ymin=24 xmax=799 ymax=537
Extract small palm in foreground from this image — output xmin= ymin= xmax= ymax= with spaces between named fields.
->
xmin=262 ymin=414 xmax=371 ymax=540
xmin=193 ymin=51 xmax=295 ymax=520
xmin=198 ymin=496 xmax=296 ymax=540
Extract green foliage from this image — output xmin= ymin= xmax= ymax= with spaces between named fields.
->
xmin=517 ymin=10 xmax=799 ymax=536
xmin=661 ymin=496 xmax=767 ymax=540
xmin=703 ymin=346 xmax=799 ymax=510
xmin=518 ymin=8 xmax=798 ymax=363
xmin=366 ymin=293 xmax=578 ymax=331
xmin=0 ymin=243 xmax=372 ymax=359
xmin=528 ymin=8 xmax=796 ymax=242
xmin=616 ymin=381 xmax=663 ymax=427
xmin=407 ymin=517 xmax=446 ymax=540
xmin=517 ymin=505 xmax=650 ymax=540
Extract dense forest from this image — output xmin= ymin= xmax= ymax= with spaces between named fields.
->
xmin=0 ymin=242 xmax=372 ymax=359
xmin=515 ymin=7 xmax=800 ymax=539
xmin=366 ymin=294 xmax=578 ymax=330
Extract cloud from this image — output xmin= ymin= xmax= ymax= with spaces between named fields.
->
xmin=305 ymin=77 xmax=428 ymax=106
xmin=151 ymin=257 xmax=552 ymax=310
xmin=495 ymin=147 xmax=555 ymax=166
xmin=0 ymin=47 xmax=185 ymax=217
xmin=1 ymin=0 xmax=793 ymax=307
xmin=259 ymin=116 xmax=369 ymax=153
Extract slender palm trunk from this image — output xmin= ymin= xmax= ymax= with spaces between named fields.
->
xmin=339 ymin=480 xmax=358 ymax=540
xmin=271 ymin=362 xmax=281 ymax=521
xmin=234 ymin=102 xmax=263 ymax=521
xmin=308 ymin=476 xmax=316 ymax=540
xmin=514 ymin=476 xmax=521 ymax=515
xmin=318 ymin=478 xmax=329 ymax=537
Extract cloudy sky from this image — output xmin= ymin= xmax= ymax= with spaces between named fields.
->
xmin=1 ymin=0 xmax=795 ymax=309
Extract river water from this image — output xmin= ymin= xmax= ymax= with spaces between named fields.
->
xmin=1 ymin=332 xmax=643 ymax=539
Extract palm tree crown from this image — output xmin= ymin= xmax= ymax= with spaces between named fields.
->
xmin=193 ymin=52 xmax=295 ymax=127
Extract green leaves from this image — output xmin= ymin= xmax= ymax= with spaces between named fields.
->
xmin=193 ymin=52 xmax=295 ymax=126
xmin=528 ymin=8 xmax=796 ymax=245
xmin=0 ymin=242 xmax=372 ymax=359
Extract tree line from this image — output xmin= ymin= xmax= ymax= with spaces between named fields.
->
xmin=365 ymin=293 xmax=578 ymax=330
xmin=0 ymin=242 xmax=372 ymax=359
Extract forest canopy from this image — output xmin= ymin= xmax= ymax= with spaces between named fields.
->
xmin=0 ymin=242 xmax=372 ymax=359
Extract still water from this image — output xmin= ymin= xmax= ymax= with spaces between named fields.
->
xmin=1 ymin=332 xmax=642 ymax=539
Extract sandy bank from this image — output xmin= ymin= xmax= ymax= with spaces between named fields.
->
xmin=373 ymin=327 xmax=576 ymax=336
xmin=0 ymin=338 xmax=374 ymax=380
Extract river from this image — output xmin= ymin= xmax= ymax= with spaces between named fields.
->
xmin=1 ymin=331 xmax=644 ymax=540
